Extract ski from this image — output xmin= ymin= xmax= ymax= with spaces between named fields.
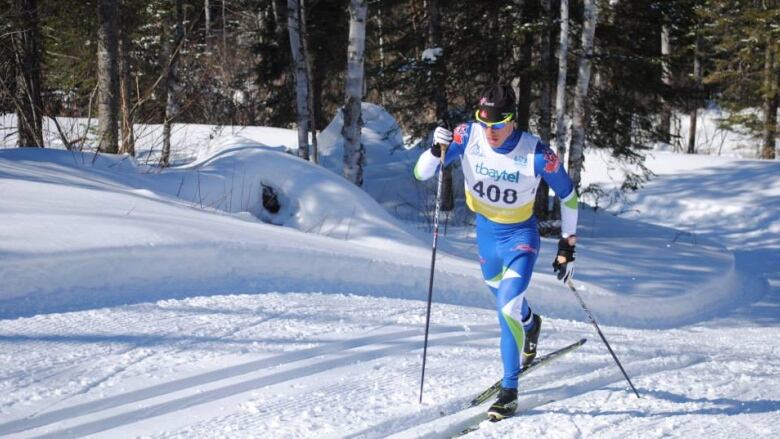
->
xmin=464 ymin=338 xmax=586 ymax=409
xmin=453 ymin=338 xmax=587 ymax=437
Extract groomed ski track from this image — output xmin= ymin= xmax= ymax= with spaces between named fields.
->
xmin=2 ymin=292 xmax=775 ymax=438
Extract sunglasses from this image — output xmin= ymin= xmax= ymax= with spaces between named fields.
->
xmin=475 ymin=110 xmax=513 ymax=130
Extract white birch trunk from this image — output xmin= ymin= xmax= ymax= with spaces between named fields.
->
xmin=539 ymin=0 xmax=552 ymax=144
xmin=660 ymin=21 xmax=673 ymax=144
xmin=97 ymin=0 xmax=119 ymax=153
xmin=162 ymin=0 xmax=183 ymax=167
xmin=687 ymin=33 xmax=702 ymax=154
xmin=568 ymin=0 xmax=598 ymax=188
xmin=341 ymin=0 xmax=367 ymax=186
xmin=204 ymin=0 xmax=211 ymax=52
xmin=118 ymin=21 xmax=135 ymax=156
xmin=554 ymin=0 xmax=569 ymax=162
xmin=287 ymin=0 xmax=310 ymax=160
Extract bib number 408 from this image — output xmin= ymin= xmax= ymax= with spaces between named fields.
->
xmin=472 ymin=181 xmax=518 ymax=204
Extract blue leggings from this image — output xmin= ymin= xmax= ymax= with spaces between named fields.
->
xmin=476 ymin=214 xmax=540 ymax=389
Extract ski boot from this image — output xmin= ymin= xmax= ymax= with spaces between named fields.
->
xmin=522 ymin=313 xmax=542 ymax=368
xmin=487 ymin=387 xmax=518 ymax=421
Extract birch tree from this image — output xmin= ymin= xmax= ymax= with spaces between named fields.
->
xmin=161 ymin=0 xmax=184 ymax=167
xmin=688 ymin=32 xmax=702 ymax=154
xmin=97 ymin=0 xmax=119 ymax=153
xmin=554 ymin=0 xmax=569 ymax=162
xmin=659 ymin=17 xmax=673 ymax=145
xmin=568 ymin=0 xmax=598 ymax=189
xmin=342 ymin=0 xmax=367 ymax=186
xmin=288 ymin=0 xmax=310 ymax=160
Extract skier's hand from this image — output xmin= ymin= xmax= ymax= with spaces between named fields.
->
xmin=431 ymin=127 xmax=453 ymax=157
xmin=552 ymin=236 xmax=576 ymax=283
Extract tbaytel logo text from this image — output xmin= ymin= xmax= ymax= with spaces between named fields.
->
xmin=475 ymin=162 xmax=520 ymax=182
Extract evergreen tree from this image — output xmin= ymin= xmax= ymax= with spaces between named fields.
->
xmin=702 ymin=0 xmax=779 ymax=159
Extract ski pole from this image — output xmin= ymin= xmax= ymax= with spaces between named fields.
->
xmin=566 ymin=279 xmax=641 ymax=398
xmin=419 ymin=142 xmax=447 ymax=404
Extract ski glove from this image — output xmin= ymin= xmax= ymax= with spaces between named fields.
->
xmin=552 ymin=237 xmax=576 ymax=283
xmin=431 ymin=126 xmax=453 ymax=157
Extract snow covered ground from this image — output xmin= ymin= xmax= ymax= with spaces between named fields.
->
xmin=0 ymin=106 xmax=778 ymax=438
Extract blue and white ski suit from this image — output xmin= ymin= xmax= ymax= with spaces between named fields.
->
xmin=414 ymin=122 xmax=578 ymax=389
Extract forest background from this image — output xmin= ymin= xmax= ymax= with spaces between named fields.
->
xmin=2 ymin=0 xmax=778 ymax=223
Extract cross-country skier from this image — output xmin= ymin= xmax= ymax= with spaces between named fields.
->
xmin=413 ymin=84 xmax=579 ymax=420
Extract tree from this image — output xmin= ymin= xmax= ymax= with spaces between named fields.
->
xmin=287 ymin=0 xmax=311 ymax=160
xmin=702 ymin=0 xmax=779 ymax=159
xmin=301 ymin=0 xmax=318 ymax=163
xmin=426 ymin=0 xmax=453 ymax=211
xmin=659 ymin=11 xmax=673 ymax=145
xmin=118 ymin=1 xmax=137 ymax=156
xmin=568 ymin=0 xmax=599 ymax=189
xmin=342 ymin=0 xmax=367 ymax=186
xmin=161 ymin=0 xmax=184 ymax=167
xmin=534 ymin=0 xmax=555 ymax=223
xmin=687 ymin=31 xmax=703 ymax=154
xmin=97 ymin=0 xmax=120 ymax=153
xmin=554 ymin=0 xmax=570 ymax=162
xmin=8 ymin=0 xmax=44 ymax=147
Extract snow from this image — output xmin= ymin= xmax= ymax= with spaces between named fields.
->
xmin=1 ymin=105 xmax=779 ymax=438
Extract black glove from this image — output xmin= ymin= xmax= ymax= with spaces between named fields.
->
xmin=552 ymin=237 xmax=576 ymax=283
xmin=431 ymin=143 xmax=442 ymax=158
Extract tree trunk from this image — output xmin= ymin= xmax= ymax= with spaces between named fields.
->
xmin=13 ymin=0 xmax=43 ymax=147
xmin=535 ymin=0 xmax=553 ymax=223
xmin=554 ymin=0 xmax=569 ymax=163
xmin=288 ymin=0 xmax=310 ymax=160
xmin=118 ymin=6 xmax=135 ymax=156
xmin=205 ymin=0 xmax=212 ymax=53
xmin=761 ymin=40 xmax=778 ymax=160
xmin=427 ymin=0 xmax=453 ymax=211
xmin=512 ymin=0 xmax=533 ymax=132
xmin=568 ymin=0 xmax=599 ymax=189
xmin=97 ymin=0 xmax=119 ymax=153
xmin=301 ymin=0 xmax=318 ymax=163
xmin=161 ymin=0 xmax=184 ymax=167
xmin=687 ymin=33 xmax=702 ymax=154
xmin=375 ymin=5 xmax=386 ymax=106
xmin=342 ymin=0 xmax=367 ymax=186
xmin=659 ymin=21 xmax=673 ymax=145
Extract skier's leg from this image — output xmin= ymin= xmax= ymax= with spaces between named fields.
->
xmin=494 ymin=227 xmax=540 ymax=388
xmin=494 ymin=250 xmax=536 ymax=389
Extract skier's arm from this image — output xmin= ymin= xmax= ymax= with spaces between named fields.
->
xmin=413 ymin=123 xmax=468 ymax=181
xmin=534 ymin=143 xmax=578 ymax=282
xmin=534 ymin=143 xmax=578 ymax=239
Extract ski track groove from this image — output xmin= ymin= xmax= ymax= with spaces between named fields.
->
xmin=2 ymin=303 xmax=293 ymax=416
xmin=0 ymin=323 xmax=494 ymax=437
xmin=23 ymin=330 xmax=496 ymax=439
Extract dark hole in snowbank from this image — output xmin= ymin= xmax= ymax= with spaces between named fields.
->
xmin=262 ymin=183 xmax=281 ymax=214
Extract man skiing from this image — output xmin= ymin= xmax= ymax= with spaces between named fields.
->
xmin=413 ymin=84 xmax=579 ymax=420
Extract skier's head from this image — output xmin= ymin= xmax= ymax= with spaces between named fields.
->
xmin=476 ymin=84 xmax=516 ymax=147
